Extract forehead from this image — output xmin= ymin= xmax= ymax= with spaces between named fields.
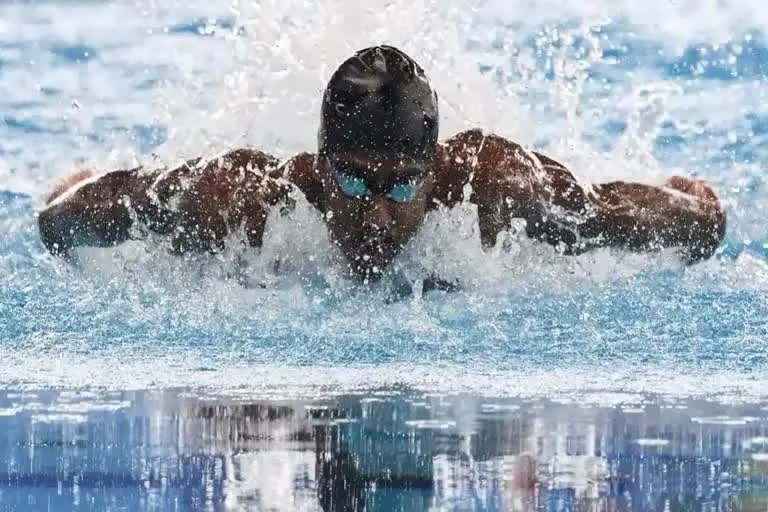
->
xmin=328 ymin=151 xmax=433 ymax=178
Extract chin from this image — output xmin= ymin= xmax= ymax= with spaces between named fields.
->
xmin=345 ymin=249 xmax=397 ymax=282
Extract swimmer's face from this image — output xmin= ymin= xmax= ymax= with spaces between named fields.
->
xmin=320 ymin=151 xmax=435 ymax=280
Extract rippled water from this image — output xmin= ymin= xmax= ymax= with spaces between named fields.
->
xmin=1 ymin=1 xmax=767 ymax=508
xmin=4 ymin=390 xmax=768 ymax=511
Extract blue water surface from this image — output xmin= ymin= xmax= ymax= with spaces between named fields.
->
xmin=2 ymin=1 xmax=768 ymax=510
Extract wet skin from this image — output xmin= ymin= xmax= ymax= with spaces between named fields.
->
xmin=318 ymin=151 xmax=435 ymax=278
xmin=38 ymin=130 xmax=726 ymax=279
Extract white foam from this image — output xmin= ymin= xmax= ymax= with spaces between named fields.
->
xmin=2 ymin=347 xmax=768 ymax=405
xmin=478 ymin=0 xmax=766 ymax=50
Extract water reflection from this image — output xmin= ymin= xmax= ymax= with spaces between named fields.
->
xmin=1 ymin=390 xmax=768 ymax=511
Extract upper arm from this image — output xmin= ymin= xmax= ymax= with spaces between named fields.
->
xmin=221 ymin=152 xmax=321 ymax=249
xmin=276 ymin=153 xmax=323 ymax=212
xmin=158 ymin=148 xmax=285 ymax=254
xmin=434 ymin=130 xmax=592 ymax=248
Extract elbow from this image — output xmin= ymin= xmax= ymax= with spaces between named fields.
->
xmin=685 ymin=204 xmax=727 ymax=264
xmin=38 ymin=205 xmax=71 ymax=257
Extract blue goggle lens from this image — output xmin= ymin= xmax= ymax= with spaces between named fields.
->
xmin=386 ymin=182 xmax=418 ymax=203
xmin=331 ymin=164 xmax=423 ymax=203
xmin=335 ymin=172 xmax=370 ymax=198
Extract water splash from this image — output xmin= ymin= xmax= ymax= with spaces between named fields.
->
xmin=0 ymin=0 xmax=767 ymax=395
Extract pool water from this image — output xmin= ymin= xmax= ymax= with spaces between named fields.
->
xmin=1 ymin=0 xmax=767 ymax=510
xmin=3 ymin=390 xmax=768 ymax=511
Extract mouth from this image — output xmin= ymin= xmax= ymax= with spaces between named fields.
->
xmin=328 ymin=225 xmax=405 ymax=281
xmin=344 ymin=239 xmax=399 ymax=281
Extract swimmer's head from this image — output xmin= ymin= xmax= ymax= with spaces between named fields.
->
xmin=318 ymin=45 xmax=439 ymax=280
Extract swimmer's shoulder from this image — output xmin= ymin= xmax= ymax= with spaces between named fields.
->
xmin=147 ymin=148 xmax=281 ymax=205
xmin=439 ymin=129 xmax=530 ymax=155
xmin=432 ymin=129 xmax=536 ymax=208
xmin=278 ymin=152 xmax=324 ymax=211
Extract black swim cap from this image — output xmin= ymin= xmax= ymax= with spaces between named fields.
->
xmin=318 ymin=45 xmax=439 ymax=159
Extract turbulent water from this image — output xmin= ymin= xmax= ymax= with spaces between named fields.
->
xmin=1 ymin=0 xmax=767 ymax=398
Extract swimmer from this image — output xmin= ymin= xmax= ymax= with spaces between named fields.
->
xmin=38 ymin=45 xmax=726 ymax=281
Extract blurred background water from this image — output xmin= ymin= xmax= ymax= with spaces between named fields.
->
xmin=3 ymin=390 xmax=768 ymax=511
xmin=1 ymin=1 xmax=768 ymax=508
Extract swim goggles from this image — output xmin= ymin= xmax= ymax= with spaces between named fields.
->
xmin=329 ymin=162 xmax=427 ymax=203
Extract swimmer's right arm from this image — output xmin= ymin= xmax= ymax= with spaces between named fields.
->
xmin=38 ymin=149 xmax=294 ymax=258
xmin=38 ymin=167 xmax=157 ymax=257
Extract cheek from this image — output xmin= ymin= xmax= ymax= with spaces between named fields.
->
xmin=325 ymin=196 xmax=363 ymax=236
xmin=325 ymin=194 xmax=353 ymax=219
xmin=391 ymin=202 xmax=427 ymax=236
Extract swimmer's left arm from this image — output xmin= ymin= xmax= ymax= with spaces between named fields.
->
xmin=518 ymin=155 xmax=726 ymax=262
xmin=436 ymin=129 xmax=726 ymax=263
xmin=529 ymin=153 xmax=726 ymax=262
xmin=584 ymin=177 xmax=726 ymax=263
xmin=435 ymin=130 xmax=584 ymax=248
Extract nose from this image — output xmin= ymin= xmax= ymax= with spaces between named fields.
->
xmin=362 ymin=197 xmax=393 ymax=236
